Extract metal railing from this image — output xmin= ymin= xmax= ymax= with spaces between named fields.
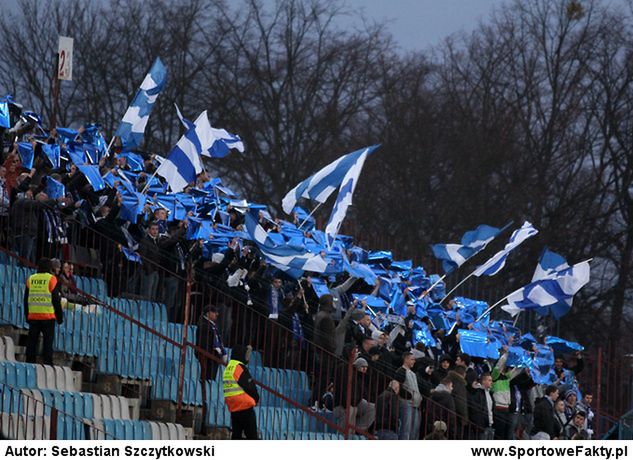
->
xmin=0 ymin=382 xmax=114 ymax=440
xmin=0 ymin=196 xmax=626 ymax=439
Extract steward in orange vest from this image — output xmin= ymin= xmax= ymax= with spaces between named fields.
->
xmin=23 ymin=258 xmax=63 ymax=365
xmin=223 ymin=344 xmax=259 ymax=439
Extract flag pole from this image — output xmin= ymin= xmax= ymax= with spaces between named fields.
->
xmin=298 ymin=202 xmax=322 ymax=229
xmin=439 ymin=272 xmax=475 ymax=304
xmin=104 ymin=135 xmax=117 ymax=158
xmin=417 ymin=273 xmax=448 ymax=300
xmin=512 ymin=311 xmax=522 ymax=327
xmin=475 ymin=292 xmax=514 ymax=322
xmin=140 ymin=168 xmax=162 ymax=194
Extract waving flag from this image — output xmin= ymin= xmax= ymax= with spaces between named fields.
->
xmin=17 ymin=142 xmax=34 ymax=169
xmin=325 ymin=146 xmax=374 ymax=247
xmin=155 ymin=111 xmax=215 ymax=192
xmin=532 ymin=248 xmax=569 ymax=282
xmin=42 ymin=144 xmax=60 ymax=168
xmin=0 ymin=100 xmax=9 ymax=128
xmin=432 ymin=224 xmax=503 ymax=274
xmin=175 ymin=104 xmax=243 ymax=158
xmin=282 ymin=145 xmax=380 ymax=215
xmin=473 ymin=221 xmax=538 ymax=277
xmin=77 ymin=165 xmax=105 ymax=191
xmin=244 ymin=209 xmax=327 ymax=275
xmin=505 ymin=260 xmax=591 ymax=319
xmin=45 ymin=176 xmax=65 ymax=200
xmin=115 ymin=58 xmax=167 ymax=147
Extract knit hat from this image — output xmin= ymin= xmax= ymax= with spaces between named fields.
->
xmin=565 ymin=389 xmax=577 ymax=400
xmin=353 ymin=357 xmax=369 ymax=369
xmin=433 ymin=421 xmax=447 ymax=433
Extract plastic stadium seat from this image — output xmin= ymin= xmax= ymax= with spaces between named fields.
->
xmin=0 ymin=336 xmax=16 ymax=361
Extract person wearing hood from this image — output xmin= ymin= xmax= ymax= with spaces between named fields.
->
xmin=223 ymin=344 xmax=260 ymax=439
xmin=314 ymin=294 xmax=336 ymax=354
xmin=431 ymin=354 xmax=452 ymax=385
xmin=447 ymin=365 xmax=469 ymax=423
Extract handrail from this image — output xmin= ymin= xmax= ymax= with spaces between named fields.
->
xmin=0 ymin=381 xmax=116 ymax=440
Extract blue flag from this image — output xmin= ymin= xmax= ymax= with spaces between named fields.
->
xmin=544 ymin=336 xmax=584 ymax=354
xmin=77 ymin=165 xmax=105 ymax=191
xmin=0 ymin=101 xmax=9 ymax=128
xmin=45 ymin=176 xmax=65 ymax=200
xmin=42 ymin=144 xmax=61 ymax=168
xmin=17 ymin=142 xmax=34 ymax=169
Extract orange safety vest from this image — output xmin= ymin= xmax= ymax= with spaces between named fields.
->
xmin=26 ymin=273 xmax=57 ymax=321
xmin=223 ymin=359 xmax=256 ymax=413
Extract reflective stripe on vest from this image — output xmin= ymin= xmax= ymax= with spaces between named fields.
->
xmin=223 ymin=359 xmax=256 ymax=412
xmin=27 ymin=273 xmax=56 ymax=321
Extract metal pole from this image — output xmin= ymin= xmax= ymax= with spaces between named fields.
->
xmin=418 ymin=273 xmax=447 ymax=300
xmin=50 ymin=407 xmax=58 ymax=440
xmin=298 ymin=203 xmax=322 ymax=230
xmin=439 ymin=272 xmax=474 ymax=304
xmin=595 ymin=347 xmax=602 ymax=437
xmin=51 ymin=51 xmax=60 ymax=129
xmin=343 ymin=347 xmax=355 ymax=440
xmin=176 ymin=264 xmax=193 ymax=416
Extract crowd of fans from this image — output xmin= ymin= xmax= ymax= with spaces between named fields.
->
xmin=0 ymin=96 xmax=595 ymax=440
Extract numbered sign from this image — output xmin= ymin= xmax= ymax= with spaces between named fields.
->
xmin=57 ymin=36 xmax=74 ymax=81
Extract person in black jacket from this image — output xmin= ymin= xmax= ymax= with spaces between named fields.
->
xmin=469 ymin=373 xmax=495 ymax=439
xmin=531 ymin=385 xmax=560 ymax=440
xmin=196 ymin=305 xmax=226 ymax=381
xmin=375 ymin=380 xmax=400 ymax=439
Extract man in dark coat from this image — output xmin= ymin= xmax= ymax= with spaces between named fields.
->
xmin=531 ymin=385 xmax=560 ymax=440
xmin=447 ymin=366 xmax=469 ymax=423
xmin=375 ymin=380 xmax=400 ymax=440
xmin=196 ymin=305 xmax=226 ymax=381
xmin=313 ymin=294 xmax=336 ymax=354
xmin=469 ymin=373 xmax=495 ymax=439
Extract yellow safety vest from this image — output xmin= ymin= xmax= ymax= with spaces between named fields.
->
xmin=27 ymin=273 xmax=56 ymax=321
xmin=223 ymin=359 xmax=256 ymax=412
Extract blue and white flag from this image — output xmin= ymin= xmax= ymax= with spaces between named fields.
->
xmin=282 ymin=145 xmax=379 ymax=214
xmin=505 ymin=260 xmax=590 ymax=319
xmin=325 ymin=147 xmax=373 ymax=248
xmin=532 ymin=248 xmax=569 ymax=282
xmin=473 ymin=221 xmax=538 ymax=277
xmin=155 ymin=111 xmax=215 ymax=192
xmin=175 ymin=104 xmax=243 ymax=158
xmin=115 ymin=58 xmax=167 ymax=147
xmin=432 ymin=224 xmax=503 ymax=274
xmin=244 ymin=209 xmax=328 ymax=275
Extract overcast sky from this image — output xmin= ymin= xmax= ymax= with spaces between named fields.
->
xmin=5 ymin=0 xmax=505 ymax=51
xmin=340 ymin=0 xmax=503 ymax=51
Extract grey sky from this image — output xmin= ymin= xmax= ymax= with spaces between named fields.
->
xmin=5 ymin=0 xmax=505 ymax=51
xmin=341 ymin=0 xmax=505 ymax=51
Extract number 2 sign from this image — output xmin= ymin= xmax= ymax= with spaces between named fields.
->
xmin=57 ymin=36 xmax=74 ymax=81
